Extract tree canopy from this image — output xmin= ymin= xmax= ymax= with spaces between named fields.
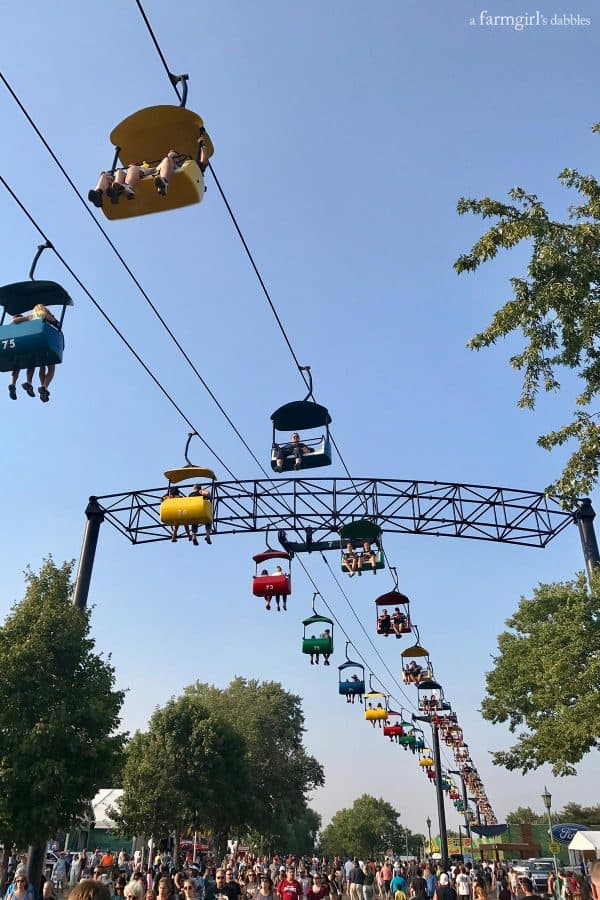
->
xmin=505 ymin=802 xmax=600 ymax=826
xmin=560 ymin=802 xmax=600 ymax=827
xmin=182 ymin=679 xmax=325 ymax=840
xmin=481 ymin=571 xmax=600 ymax=775
xmin=0 ymin=558 xmax=124 ymax=847
xmin=319 ymin=795 xmax=419 ymax=859
xmin=455 ymin=128 xmax=600 ymax=503
xmin=245 ymin=803 xmax=322 ymax=857
xmin=113 ymin=677 xmax=324 ymax=859
xmin=112 ymin=691 xmax=250 ymax=854
xmin=505 ymin=806 xmax=547 ymax=825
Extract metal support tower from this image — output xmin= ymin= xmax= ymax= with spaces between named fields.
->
xmin=414 ymin=714 xmax=449 ymax=870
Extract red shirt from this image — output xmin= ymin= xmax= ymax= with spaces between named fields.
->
xmin=278 ymin=881 xmax=304 ymax=900
xmin=308 ymin=888 xmax=329 ymax=900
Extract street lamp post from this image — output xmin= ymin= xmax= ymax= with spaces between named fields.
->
xmin=542 ymin=786 xmax=559 ymax=878
xmin=426 ymin=816 xmax=432 ymax=858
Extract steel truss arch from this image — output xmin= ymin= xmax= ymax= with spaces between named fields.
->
xmin=89 ymin=476 xmax=578 ymax=547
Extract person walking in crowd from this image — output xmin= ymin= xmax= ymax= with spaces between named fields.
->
xmin=306 ymin=874 xmax=329 ymax=900
xmin=256 ymin=875 xmax=276 ymax=900
xmin=347 ymin=860 xmax=365 ymax=900
xmin=433 ymin=875 xmax=456 ymax=900
xmin=277 ymin=867 xmax=303 ymax=900
xmin=455 ymin=868 xmax=471 ymax=900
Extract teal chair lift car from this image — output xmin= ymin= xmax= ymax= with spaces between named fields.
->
xmin=338 ymin=643 xmax=365 ymax=701
xmin=0 ymin=243 xmax=73 ymax=374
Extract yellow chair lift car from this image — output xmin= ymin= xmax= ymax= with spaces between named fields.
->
xmin=159 ymin=466 xmax=216 ymax=526
xmin=364 ymin=691 xmax=389 ymax=722
xmin=97 ymin=105 xmax=214 ymax=220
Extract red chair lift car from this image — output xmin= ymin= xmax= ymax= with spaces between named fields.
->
xmin=375 ymin=590 xmax=411 ymax=638
xmin=252 ymin=550 xmax=292 ymax=611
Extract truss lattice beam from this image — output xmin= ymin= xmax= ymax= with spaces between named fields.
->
xmin=91 ymin=477 xmax=576 ymax=547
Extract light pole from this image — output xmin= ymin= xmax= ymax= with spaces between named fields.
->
xmin=426 ymin=816 xmax=432 ymax=857
xmin=542 ymin=786 xmax=559 ymax=878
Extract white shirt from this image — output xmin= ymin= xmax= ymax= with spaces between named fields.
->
xmin=456 ymin=874 xmax=471 ymax=896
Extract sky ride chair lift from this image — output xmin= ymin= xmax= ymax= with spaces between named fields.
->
xmin=252 ymin=540 xmax=292 ymax=611
xmin=418 ymin=746 xmax=435 ymax=768
xmin=340 ymin=519 xmax=385 ymax=575
xmin=375 ymin=568 xmax=411 ymax=636
xmin=412 ymin=725 xmax=426 ymax=751
xmin=337 ymin=642 xmax=365 ymax=703
xmin=416 ymin=678 xmax=443 ymax=713
xmin=401 ymin=632 xmax=432 ymax=684
xmin=271 ymin=367 xmax=332 ymax=473
xmin=396 ymin=721 xmax=418 ymax=750
xmin=0 ymin=242 xmax=73 ymax=375
xmin=159 ymin=432 xmax=216 ymax=540
xmin=94 ymin=75 xmax=214 ymax=221
xmin=364 ymin=674 xmax=389 ymax=727
xmin=383 ymin=707 xmax=407 ymax=742
xmin=302 ymin=593 xmax=334 ymax=664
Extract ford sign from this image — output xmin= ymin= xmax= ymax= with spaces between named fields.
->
xmin=551 ymin=824 xmax=588 ymax=844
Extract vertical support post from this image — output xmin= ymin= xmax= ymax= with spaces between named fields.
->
xmin=574 ymin=498 xmax=600 ymax=586
xmin=26 ymin=846 xmax=44 ymax=899
xmin=72 ymin=498 xmax=104 ymax=610
xmin=449 ymin=769 xmax=472 ymax=857
xmin=431 ymin=722 xmax=449 ymax=870
xmin=460 ymin=775 xmax=472 ymax=852
xmin=471 ymin=802 xmax=484 ymax=861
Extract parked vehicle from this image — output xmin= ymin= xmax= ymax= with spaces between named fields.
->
xmin=526 ymin=859 xmax=555 ymax=892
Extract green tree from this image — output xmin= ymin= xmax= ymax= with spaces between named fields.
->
xmin=558 ymin=802 xmax=600 ymax=827
xmin=505 ymin=806 xmax=546 ymax=824
xmin=184 ymin=678 xmax=324 ymax=850
xmin=454 ymin=129 xmax=600 ymax=503
xmin=0 ymin=559 xmax=124 ymax=850
xmin=113 ymin=677 xmax=323 ymax=860
xmin=111 ymin=691 xmax=250 ymax=859
xmin=246 ymin=803 xmax=322 ymax=857
xmin=319 ymin=795 xmax=404 ymax=859
xmin=481 ymin=571 xmax=600 ymax=775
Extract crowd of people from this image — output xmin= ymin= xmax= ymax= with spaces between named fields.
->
xmin=1 ymin=849 xmax=598 ymax=900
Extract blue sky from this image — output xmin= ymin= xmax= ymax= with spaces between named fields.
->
xmin=1 ymin=0 xmax=599 ymax=836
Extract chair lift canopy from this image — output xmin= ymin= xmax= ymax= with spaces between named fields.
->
xmin=340 ymin=519 xmax=382 ymax=542
xmin=110 ymin=105 xmax=214 ymax=166
xmin=271 ymin=400 xmax=332 ymax=431
xmin=164 ymin=466 xmax=217 ymax=484
xmin=417 ymin=679 xmax=442 ymax=691
xmin=375 ymin=590 xmax=410 ymax=607
xmin=0 ymin=281 xmax=74 ymax=316
xmin=401 ymin=643 xmax=430 ymax=658
xmin=252 ymin=550 xmax=292 ymax=565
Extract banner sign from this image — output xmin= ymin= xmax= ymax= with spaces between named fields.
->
xmin=551 ymin=824 xmax=588 ymax=844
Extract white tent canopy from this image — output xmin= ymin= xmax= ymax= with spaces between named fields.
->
xmin=568 ymin=831 xmax=600 ymax=856
xmin=92 ymin=788 xmax=123 ymax=830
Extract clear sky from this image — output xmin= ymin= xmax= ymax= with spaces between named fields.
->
xmin=1 ymin=0 xmax=598 ymax=837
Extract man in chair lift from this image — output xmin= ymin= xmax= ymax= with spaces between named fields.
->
xmin=273 ymin=432 xmax=315 ymax=471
